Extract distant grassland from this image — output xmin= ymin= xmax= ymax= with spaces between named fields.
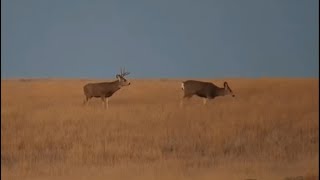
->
xmin=1 ymin=78 xmax=319 ymax=180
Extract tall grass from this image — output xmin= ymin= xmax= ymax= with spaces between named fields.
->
xmin=1 ymin=78 xmax=319 ymax=179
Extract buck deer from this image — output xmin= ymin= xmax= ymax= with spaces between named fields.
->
xmin=83 ymin=68 xmax=131 ymax=109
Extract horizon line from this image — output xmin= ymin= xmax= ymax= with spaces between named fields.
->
xmin=1 ymin=76 xmax=319 ymax=81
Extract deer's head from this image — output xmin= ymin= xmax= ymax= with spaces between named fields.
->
xmin=223 ymin=82 xmax=235 ymax=97
xmin=116 ymin=67 xmax=131 ymax=87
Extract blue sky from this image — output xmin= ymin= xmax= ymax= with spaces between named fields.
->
xmin=1 ymin=0 xmax=319 ymax=78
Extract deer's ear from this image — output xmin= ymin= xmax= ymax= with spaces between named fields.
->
xmin=116 ymin=74 xmax=120 ymax=81
xmin=224 ymin=82 xmax=228 ymax=89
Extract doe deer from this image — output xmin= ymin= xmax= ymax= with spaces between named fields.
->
xmin=180 ymin=80 xmax=235 ymax=106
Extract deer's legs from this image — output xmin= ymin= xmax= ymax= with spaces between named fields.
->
xmin=202 ymin=95 xmax=214 ymax=105
xmin=180 ymin=94 xmax=192 ymax=107
xmin=203 ymin=96 xmax=214 ymax=105
xmin=203 ymin=98 xmax=207 ymax=105
xmin=83 ymin=96 xmax=90 ymax=106
xmin=101 ymin=97 xmax=107 ymax=109
xmin=106 ymin=98 xmax=109 ymax=109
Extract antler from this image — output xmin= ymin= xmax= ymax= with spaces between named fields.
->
xmin=120 ymin=67 xmax=130 ymax=77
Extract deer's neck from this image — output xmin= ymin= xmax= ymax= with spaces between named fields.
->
xmin=109 ymin=80 xmax=122 ymax=90
xmin=216 ymin=87 xmax=227 ymax=96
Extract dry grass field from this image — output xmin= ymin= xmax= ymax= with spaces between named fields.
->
xmin=1 ymin=78 xmax=319 ymax=180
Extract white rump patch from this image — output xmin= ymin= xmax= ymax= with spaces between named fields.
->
xmin=181 ymin=82 xmax=184 ymax=90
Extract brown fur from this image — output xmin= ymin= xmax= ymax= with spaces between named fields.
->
xmin=181 ymin=80 xmax=235 ymax=105
xmin=83 ymin=69 xmax=130 ymax=108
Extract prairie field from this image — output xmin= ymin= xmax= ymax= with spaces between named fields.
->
xmin=1 ymin=78 xmax=319 ymax=180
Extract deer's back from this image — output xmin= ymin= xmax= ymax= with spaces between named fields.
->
xmin=183 ymin=80 xmax=218 ymax=97
xmin=84 ymin=82 xmax=119 ymax=97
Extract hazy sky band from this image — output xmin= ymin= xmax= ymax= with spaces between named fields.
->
xmin=1 ymin=0 xmax=319 ymax=78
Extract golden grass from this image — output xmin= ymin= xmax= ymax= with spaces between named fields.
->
xmin=1 ymin=78 xmax=319 ymax=180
